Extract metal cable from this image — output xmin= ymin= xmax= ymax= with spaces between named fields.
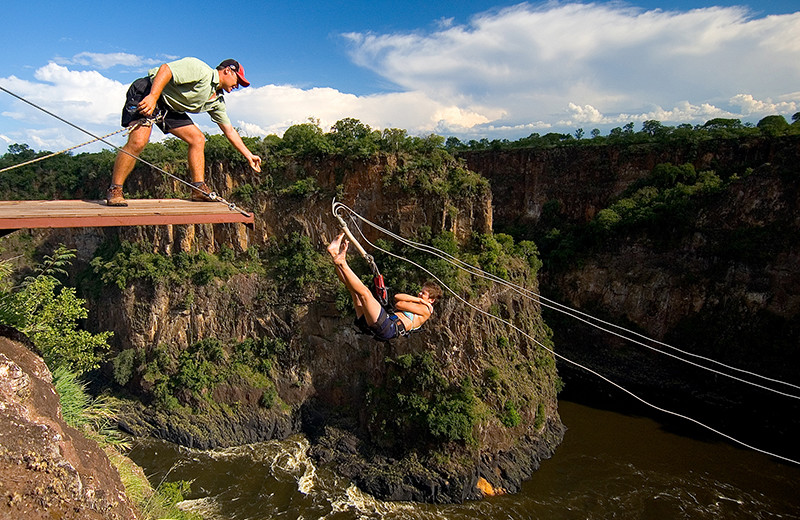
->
xmin=332 ymin=201 xmax=800 ymax=465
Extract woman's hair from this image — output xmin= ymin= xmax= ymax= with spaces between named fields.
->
xmin=422 ymin=281 xmax=443 ymax=302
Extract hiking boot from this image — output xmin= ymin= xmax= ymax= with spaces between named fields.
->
xmin=190 ymin=182 xmax=215 ymax=202
xmin=105 ymin=185 xmax=128 ymax=206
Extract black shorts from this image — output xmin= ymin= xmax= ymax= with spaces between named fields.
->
xmin=121 ymin=77 xmax=194 ymax=133
xmin=354 ymin=308 xmax=405 ymax=341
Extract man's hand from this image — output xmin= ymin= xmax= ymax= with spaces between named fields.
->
xmin=137 ymin=93 xmax=159 ymax=116
xmin=248 ymin=154 xmax=262 ymax=172
xmin=138 ymin=64 xmax=172 ymax=117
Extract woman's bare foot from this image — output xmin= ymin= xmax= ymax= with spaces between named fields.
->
xmin=327 ymin=233 xmax=349 ymax=265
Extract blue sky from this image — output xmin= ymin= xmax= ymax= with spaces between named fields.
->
xmin=1 ymin=1 xmax=798 ymax=154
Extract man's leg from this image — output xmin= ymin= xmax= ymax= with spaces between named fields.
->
xmin=169 ymin=123 xmax=214 ymax=201
xmin=169 ymin=124 xmax=206 ymax=182
xmin=108 ymin=124 xmax=153 ymax=205
xmin=327 ymin=234 xmax=383 ymax=325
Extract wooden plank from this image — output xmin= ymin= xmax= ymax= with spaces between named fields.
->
xmin=0 ymin=199 xmax=254 ymax=229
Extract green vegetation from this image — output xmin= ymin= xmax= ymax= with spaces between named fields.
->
xmin=500 ymin=400 xmax=522 ymax=428
xmin=89 ymin=238 xmax=263 ymax=291
xmin=537 ymin=161 xmax=743 ymax=270
xmin=444 ymin=114 xmax=800 ymax=152
xmin=0 ymin=144 xmax=114 ymax=200
xmin=368 ymin=353 xmax=478 ymax=447
xmin=1 ymin=114 xmax=797 ymax=202
xmin=0 ymin=246 xmax=112 ymax=375
xmin=269 ymin=232 xmax=336 ymax=291
xmin=369 ymin=228 xmax=542 ymax=300
xmin=118 ymin=336 xmax=282 ymax=411
xmin=52 ymin=366 xmax=124 ymax=446
xmin=591 ymin=163 xmax=724 ymax=235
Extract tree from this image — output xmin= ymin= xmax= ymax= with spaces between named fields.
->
xmin=328 ymin=117 xmax=380 ymax=158
xmin=574 ymin=128 xmax=585 ymax=140
xmin=701 ymin=118 xmax=743 ymax=131
xmin=444 ymin=136 xmax=463 ymax=151
xmin=0 ymin=246 xmax=112 ymax=374
xmin=280 ymin=118 xmax=332 ymax=157
xmin=642 ymin=120 xmax=669 ymax=138
xmin=381 ymin=128 xmax=409 ymax=152
xmin=756 ymin=115 xmax=789 ymax=136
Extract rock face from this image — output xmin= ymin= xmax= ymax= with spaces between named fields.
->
xmin=23 ymin=152 xmax=561 ymax=503
xmin=464 ymin=135 xmax=800 ymax=455
xmin=9 ymin=134 xmax=799 ymax=502
xmin=0 ymin=327 xmax=137 ymax=520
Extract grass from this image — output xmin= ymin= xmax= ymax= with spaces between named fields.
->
xmin=53 ymin=365 xmax=200 ymax=519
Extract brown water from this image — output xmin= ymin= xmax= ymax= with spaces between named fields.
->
xmin=127 ymin=400 xmax=800 ymax=519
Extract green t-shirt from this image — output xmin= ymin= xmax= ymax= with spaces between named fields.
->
xmin=149 ymin=57 xmax=231 ymax=126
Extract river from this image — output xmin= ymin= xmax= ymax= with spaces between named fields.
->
xmin=126 ymin=399 xmax=800 ymax=519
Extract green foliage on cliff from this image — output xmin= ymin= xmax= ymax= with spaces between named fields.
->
xmin=0 ymin=246 xmax=112 ymax=375
xmin=591 ymin=163 xmax=724 ymax=235
xmin=89 ymin=238 xmax=263 ymax=290
xmin=115 ymin=334 xmax=285 ymax=412
xmin=368 ymin=352 xmax=478 ymax=446
xmin=0 ymin=117 xmax=489 ymax=203
xmin=0 ymin=144 xmax=114 ymax=200
xmin=537 ymin=161 xmax=736 ymax=270
xmin=371 ymin=229 xmax=542 ymax=299
xmin=269 ymin=232 xmax=335 ymax=291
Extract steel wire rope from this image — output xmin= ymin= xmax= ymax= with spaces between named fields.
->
xmin=335 ymin=204 xmax=800 ymax=465
xmin=333 ymin=201 xmax=800 ymax=400
xmin=0 ymin=85 xmax=250 ymax=217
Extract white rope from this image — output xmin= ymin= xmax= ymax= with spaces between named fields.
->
xmin=333 ymin=201 xmax=800 ymax=465
xmin=0 ymin=127 xmax=130 ymax=174
xmin=333 ymin=202 xmax=800 ymax=400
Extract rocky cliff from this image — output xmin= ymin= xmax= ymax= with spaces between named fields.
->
xmin=0 ymin=327 xmax=137 ymax=520
xmin=17 ymin=149 xmax=562 ymax=504
xmin=463 ymin=135 xmax=800 ymax=455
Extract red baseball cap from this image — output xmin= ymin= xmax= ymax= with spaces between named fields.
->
xmin=218 ymin=59 xmax=250 ymax=87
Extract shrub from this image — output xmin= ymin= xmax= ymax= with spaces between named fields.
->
xmin=500 ymin=400 xmax=522 ymax=428
xmin=1 ymin=247 xmax=112 ymax=375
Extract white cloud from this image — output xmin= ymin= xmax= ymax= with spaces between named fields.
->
xmin=344 ymin=2 xmax=800 ymax=134
xmin=227 ymin=84 xmax=496 ymax=137
xmin=729 ymin=94 xmax=798 ymax=116
xmin=0 ymin=63 xmax=128 ymax=152
xmin=558 ymin=100 xmax=738 ymax=128
xmin=4 ymin=3 xmax=800 ymax=152
xmin=2 ymin=63 xmax=126 ymax=127
xmin=60 ymin=52 xmax=161 ymax=70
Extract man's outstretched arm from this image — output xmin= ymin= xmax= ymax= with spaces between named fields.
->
xmin=219 ymin=122 xmax=262 ymax=172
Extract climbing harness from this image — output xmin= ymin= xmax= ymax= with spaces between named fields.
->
xmin=334 ymin=200 xmax=800 ymax=465
xmin=0 ymin=84 xmax=251 ymax=218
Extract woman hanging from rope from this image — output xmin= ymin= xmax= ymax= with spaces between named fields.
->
xmin=327 ymin=232 xmax=442 ymax=340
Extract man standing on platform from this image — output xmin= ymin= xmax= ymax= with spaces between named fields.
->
xmin=106 ymin=57 xmax=261 ymax=206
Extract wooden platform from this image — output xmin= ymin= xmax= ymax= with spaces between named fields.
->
xmin=0 ymin=199 xmax=254 ymax=230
